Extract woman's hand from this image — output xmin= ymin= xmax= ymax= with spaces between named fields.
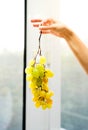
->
xmin=31 ymin=18 xmax=71 ymax=39
xmin=31 ymin=18 xmax=88 ymax=74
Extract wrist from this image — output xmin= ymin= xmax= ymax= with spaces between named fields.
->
xmin=63 ymin=27 xmax=73 ymax=41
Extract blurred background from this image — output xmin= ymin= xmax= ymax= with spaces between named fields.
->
xmin=0 ymin=0 xmax=88 ymax=130
xmin=0 ymin=0 xmax=24 ymax=130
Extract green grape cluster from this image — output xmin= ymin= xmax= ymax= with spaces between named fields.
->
xmin=25 ymin=56 xmax=54 ymax=110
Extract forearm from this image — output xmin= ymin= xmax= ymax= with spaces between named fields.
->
xmin=64 ymin=28 xmax=88 ymax=74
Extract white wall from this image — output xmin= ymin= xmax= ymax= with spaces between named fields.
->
xmin=26 ymin=0 xmax=61 ymax=130
xmin=0 ymin=0 xmax=24 ymax=53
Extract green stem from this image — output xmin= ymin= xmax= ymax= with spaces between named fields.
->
xmin=34 ymin=32 xmax=42 ymax=61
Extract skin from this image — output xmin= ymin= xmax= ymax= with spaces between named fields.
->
xmin=31 ymin=18 xmax=88 ymax=74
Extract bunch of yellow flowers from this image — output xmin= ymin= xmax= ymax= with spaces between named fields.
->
xmin=25 ymin=56 xmax=54 ymax=110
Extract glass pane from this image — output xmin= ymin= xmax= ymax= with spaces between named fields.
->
xmin=26 ymin=0 xmax=61 ymax=130
xmin=0 ymin=0 xmax=24 ymax=130
xmin=60 ymin=0 xmax=88 ymax=130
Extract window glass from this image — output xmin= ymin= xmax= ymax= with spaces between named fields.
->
xmin=0 ymin=0 xmax=24 ymax=130
xmin=60 ymin=0 xmax=88 ymax=130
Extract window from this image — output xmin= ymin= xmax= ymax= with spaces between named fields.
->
xmin=0 ymin=0 xmax=24 ymax=130
xmin=26 ymin=0 xmax=61 ymax=130
xmin=60 ymin=0 xmax=88 ymax=130
xmin=26 ymin=0 xmax=88 ymax=130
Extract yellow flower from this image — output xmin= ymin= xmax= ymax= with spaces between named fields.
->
xmin=42 ymin=104 xmax=47 ymax=110
xmin=42 ymin=77 xmax=48 ymax=83
xmin=25 ymin=66 xmax=33 ymax=74
xmin=45 ymin=69 xmax=54 ymax=78
xmin=46 ymin=91 xmax=54 ymax=98
xmin=32 ymin=97 xmax=38 ymax=102
xmin=42 ymin=83 xmax=49 ymax=91
xmin=35 ymin=101 xmax=41 ymax=108
xmin=40 ymin=56 xmax=46 ymax=64
xmin=29 ymin=82 xmax=37 ymax=89
xmin=47 ymin=104 xmax=52 ymax=109
xmin=26 ymin=74 xmax=33 ymax=81
xmin=25 ymin=56 xmax=54 ymax=110
xmin=46 ymin=99 xmax=53 ymax=104
xmin=29 ymin=59 xmax=35 ymax=66
xmin=40 ymin=91 xmax=46 ymax=97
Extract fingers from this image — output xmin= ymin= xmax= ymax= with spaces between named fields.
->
xmin=31 ymin=19 xmax=42 ymax=22
xmin=31 ymin=18 xmax=55 ymax=27
xmin=39 ymin=26 xmax=52 ymax=34
xmin=39 ymin=30 xmax=51 ymax=34
xmin=32 ymin=24 xmax=40 ymax=27
xmin=42 ymin=19 xmax=55 ymax=25
xmin=31 ymin=19 xmax=42 ymax=27
xmin=39 ymin=27 xmax=52 ymax=35
xmin=39 ymin=25 xmax=52 ymax=30
xmin=30 ymin=18 xmax=54 ymax=34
